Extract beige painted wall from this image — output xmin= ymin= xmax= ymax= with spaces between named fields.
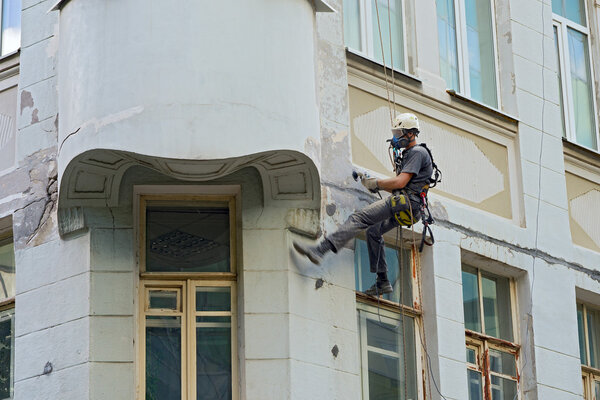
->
xmin=0 ymin=86 xmax=16 ymax=172
xmin=566 ymin=171 xmax=600 ymax=252
xmin=348 ymin=85 xmax=513 ymax=220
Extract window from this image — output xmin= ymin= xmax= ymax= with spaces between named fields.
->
xmin=343 ymin=0 xmax=407 ymax=71
xmin=553 ymin=0 xmax=598 ymax=150
xmin=462 ymin=265 xmax=519 ymax=400
xmin=0 ymin=0 xmax=20 ymax=56
xmin=578 ymin=303 xmax=600 ymax=399
xmin=0 ymin=235 xmax=15 ymax=400
xmin=355 ymin=238 xmax=420 ymax=399
xmin=436 ymin=0 xmax=499 ymax=108
xmin=139 ymin=196 xmax=238 ymax=400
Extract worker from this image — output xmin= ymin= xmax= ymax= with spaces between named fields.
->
xmin=293 ymin=113 xmax=434 ymax=296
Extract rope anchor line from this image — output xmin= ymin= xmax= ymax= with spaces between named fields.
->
xmin=371 ymin=3 xmax=446 ymax=399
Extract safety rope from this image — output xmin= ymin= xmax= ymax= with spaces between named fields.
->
xmin=373 ymin=0 xmax=395 ymax=126
xmin=371 ymin=2 xmax=446 ymax=398
xmin=408 ymin=199 xmax=443 ymax=400
xmin=386 ymin=0 xmax=397 ymax=115
xmin=373 ymin=0 xmax=431 ymax=399
xmin=397 ymin=226 xmax=409 ymax=400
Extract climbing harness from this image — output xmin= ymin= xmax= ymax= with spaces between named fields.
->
xmin=390 ymin=193 xmax=418 ymax=226
xmin=389 ymin=139 xmax=442 ymax=252
xmin=369 ymin=1 xmax=449 ymax=398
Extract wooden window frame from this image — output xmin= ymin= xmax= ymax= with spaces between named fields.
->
xmin=579 ymin=302 xmax=600 ymax=399
xmin=462 ymin=265 xmax=520 ymax=400
xmin=553 ymin=2 xmax=600 ymax=150
xmin=139 ymin=194 xmax=237 ymax=280
xmin=355 ymin=237 xmax=425 ymax=400
xmin=137 ymin=191 xmax=239 ymax=400
xmin=139 ymin=280 xmax=238 ymax=400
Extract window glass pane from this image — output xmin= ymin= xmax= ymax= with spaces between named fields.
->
xmin=462 ymin=266 xmax=481 ymax=332
xmin=467 ymin=369 xmax=483 ymax=400
xmin=567 ymin=28 xmax=597 ymax=150
xmin=368 ymin=351 xmax=402 ymax=399
xmin=551 ymin=0 xmax=560 ymax=17
xmin=196 ymin=316 xmax=232 ymax=400
xmin=481 ymin=272 xmax=513 ymax=341
xmin=146 ymin=204 xmax=230 ymax=272
xmin=587 ymin=307 xmax=600 ymax=369
xmin=148 ymin=290 xmax=179 ymax=310
xmin=0 ymin=240 xmax=15 ymax=302
xmin=436 ymin=0 xmax=460 ymax=90
xmin=367 ymin=318 xmax=401 ymax=353
xmin=465 ymin=0 xmax=497 ymax=107
xmin=577 ymin=303 xmax=587 ymax=365
xmin=554 ymin=26 xmax=567 ymax=138
xmin=355 ymin=239 xmax=412 ymax=305
xmin=466 ymin=347 xmax=477 ymax=364
xmin=372 ymin=0 xmax=405 ymax=71
xmin=0 ymin=308 xmax=13 ymax=399
xmin=490 ymin=375 xmax=517 ymax=400
xmin=363 ymin=312 xmax=417 ymax=400
xmin=489 ymin=349 xmax=516 ymax=377
xmin=196 ymin=287 xmax=231 ymax=312
xmin=594 ymin=380 xmax=600 ymax=400
xmin=343 ymin=0 xmax=362 ymax=52
xmin=552 ymin=0 xmax=586 ymax=26
xmin=1 ymin=0 xmax=20 ymax=56
xmin=146 ymin=316 xmax=181 ymax=399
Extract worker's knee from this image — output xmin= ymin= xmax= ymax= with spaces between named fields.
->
xmin=347 ymin=209 xmax=368 ymax=226
xmin=389 ymin=194 xmax=410 ymax=214
xmin=366 ymin=224 xmax=381 ymax=238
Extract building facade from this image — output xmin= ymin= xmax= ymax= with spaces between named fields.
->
xmin=0 ymin=0 xmax=599 ymax=399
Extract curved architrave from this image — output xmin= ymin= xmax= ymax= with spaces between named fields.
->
xmin=58 ymin=149 xmax=321 ymax=237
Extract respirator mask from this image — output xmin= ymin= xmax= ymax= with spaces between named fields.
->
xmin=391 ymin=130 xmax=411 ymax=149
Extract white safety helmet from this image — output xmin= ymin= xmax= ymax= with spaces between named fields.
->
xmin=391 ymin=113 xmax=420 ymax=134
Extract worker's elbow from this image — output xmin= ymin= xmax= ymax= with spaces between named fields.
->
xmin=395 ymin=178 xmax=408 ymax=190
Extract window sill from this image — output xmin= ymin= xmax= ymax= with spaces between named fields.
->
xmin=0 ymin=297 xmax=15 ymax=309
xmin=465 ymin=329 xmax=520 ymax=351
xmin=355 ymin=291 xmax=421 ymax=315
xmin=563 ymin=137 xmax=600 ymax=159
xmin=0 ymin=49 xmax=19 ymax=65
xmin=345 ymin=48 xmax=422 ymax=86
xmin=446 ymin=89 xmax=518 ymax=125
xmin=563 ymin=138 xmax=600 ymax=180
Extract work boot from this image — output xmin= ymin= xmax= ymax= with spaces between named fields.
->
xmin=293 ymin=239 xmax=334 ymax=265
xmin=364 ymin=280 xmax=393 ymax=296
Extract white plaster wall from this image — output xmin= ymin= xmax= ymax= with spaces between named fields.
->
xmin=9 ymin=0 xmax=600 ymax=399
xmin=241 ymin=198 xmax=361 ymax=399
xmin=13 ymin=233 xmax=91 ymax=400
xmin=88 ymin=227 xmax=135 ymax=400
xmin=56 ymin=0 xmax=320 ymax=179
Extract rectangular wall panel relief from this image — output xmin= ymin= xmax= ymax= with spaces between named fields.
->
xmin=348 ymin=85 xmax=513 ymax=220
xmin=565 ymin=171 xmax=600 ymax=253
xmin=0 ymin=86 xmax=16 ymax=172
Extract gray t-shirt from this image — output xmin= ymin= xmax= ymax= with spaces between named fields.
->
xmin=400 ymin=144 xmax=433 ymax=195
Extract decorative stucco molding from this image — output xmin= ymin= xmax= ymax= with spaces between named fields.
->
xmin=58 ymin=149 xmax=321 ymax=236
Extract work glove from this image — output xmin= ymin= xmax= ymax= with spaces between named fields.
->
xmin=361 ymin=177 xmax=379 ymax=193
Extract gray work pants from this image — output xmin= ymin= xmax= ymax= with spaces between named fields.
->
xmin=327 ymin=194 xmax=420 ymax=274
